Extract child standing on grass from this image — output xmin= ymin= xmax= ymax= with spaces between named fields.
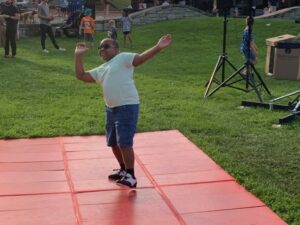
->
xmin=241 ymin=17 xmax=258 ymax=76
xmin=107 ymin=19 xmax=117 ymax=40
xmin=121 ymin=10 xmax=133 ymax=48
xmin=241 ymin=16 xmax=258 ymax=65
xmin=80 ymin=8 xmax=95 ymax=47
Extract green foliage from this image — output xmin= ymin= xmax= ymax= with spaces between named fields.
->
xmin=0 ymin=18 xmax=299 ymax=224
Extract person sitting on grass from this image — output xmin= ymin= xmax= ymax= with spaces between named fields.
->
xmin=74 ymin=34 xmax=172 ymax=188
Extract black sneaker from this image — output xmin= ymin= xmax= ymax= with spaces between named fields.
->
xmin=116 ymin=173 xmax=137 ymax=188
xmin=108 ymin=169 xmax=126 ymax=180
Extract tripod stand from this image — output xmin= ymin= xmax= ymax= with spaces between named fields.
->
xmin=204 ymin=1 xmax=271 ymax=102
xmin=242 ymin=90 xmax=300 ymax=124
xmin=204 ymin=8 xmax=243 ymax=97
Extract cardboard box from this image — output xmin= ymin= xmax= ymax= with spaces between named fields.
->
xmin=265 ymin=34 xmax=296 ymax=47
xmin=265 ymin=34 xmax=296 ymax=75
xmin=273 ymin=44 xmax=300 ymax=80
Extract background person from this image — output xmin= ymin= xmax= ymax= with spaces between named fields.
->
xmin=153 ymin=0 xmax=159 ymax=6
xmin=162 ymin=0 xmax=170 ymax=6
xmin=74 ymin=34 xmax=173 ymax=188
xmin=80 ymin=8 xmax=95 ymax=47
xmin=268 ymin=0 xmax=278 ymax=13
xmin=0 ymin=14 xmax=9 ymax=54
xmin=84 ymin=0 xmax=96 ymax=19
xmin=38 ymin=0 xmax=66 ymax=53
xmin=107 ymin=19 xmax=117 ymax=40
xmin=121 ymin=10 xmax=133 ymax=48
xmin=241 ymin=17 xmax=258 ymax=65
xmin=59 ymin=0 xmax=68 ymax=17
xmin=241 ymin=17 xmax=258 ymax=76
xmin=0 ymin=0 xmax=19 ymax=58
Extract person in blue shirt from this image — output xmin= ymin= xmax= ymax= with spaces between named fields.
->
xmin=241 ymin=16 xmax=258 ymax=65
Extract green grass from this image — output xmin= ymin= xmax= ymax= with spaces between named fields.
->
xmin=0 ymin=17 xmax=299 ymax=224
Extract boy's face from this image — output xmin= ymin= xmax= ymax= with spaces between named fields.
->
xmin=98 ymin=39 xmax=119 ymax=62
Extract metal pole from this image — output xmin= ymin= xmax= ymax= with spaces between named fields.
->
xmin=270 ymin=90 xmax=300 ymax=103
xmin=221 ymin=8 xmax=228 ymax=82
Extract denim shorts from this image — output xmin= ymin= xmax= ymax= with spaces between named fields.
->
xmin=105 ymin=104 xmax=139 ymax=148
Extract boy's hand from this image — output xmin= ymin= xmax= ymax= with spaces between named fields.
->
xmin=157 ymin=34 xmax=172 ymax=50
xmin=75 ymin=42 xmax=89 ymax=56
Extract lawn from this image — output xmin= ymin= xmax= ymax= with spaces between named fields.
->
xmin=0 ymin=17 xmax=299 ymax=224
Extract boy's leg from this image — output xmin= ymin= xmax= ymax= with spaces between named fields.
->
xmin=116 ymin=147 xmax=137 ymax=188
xmin=40 ymin=24 xmax=47 ymax=50
xmin=106 ymin=107 xmax=126 ymax=180
xmin=128 ymin=33 xmax=133 ymax=48
xmin=9 ymin=27 xmax=17 ymax=56
xmin=108 ymin=146 xmax=126 ymax=180
xmin=123 ymin=33 xmax=127 ymax=46
xmin=111 ymin=146 xmax=125 ymax=167
xmin=114 ymin=105 xmax=139 ymax=188
xmin=120 ymin=147 xmax=134 ymax=173
xmin=4 ymin=28 xmax=10 ymax=56
xmin=249 ymin=50 xmax=258 ymax=65
xmin=86 ymin=34 xmax=94 ymax=48
xmin=46 ymin=25 xmax=59 ymax=49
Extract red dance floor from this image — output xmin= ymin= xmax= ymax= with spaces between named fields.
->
xmin=0 ymin=130 xmax=287 ymax=225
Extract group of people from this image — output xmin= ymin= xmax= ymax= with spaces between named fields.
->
xmin=79 ymin=8 xmax=134 ymax=49
xmin=0 ymin=0 xmax=136 ymax=57
xmin=0 ymin=0 xmax=65 ymax=57
xmin=268 ymin=0 xmax=289 ymax=13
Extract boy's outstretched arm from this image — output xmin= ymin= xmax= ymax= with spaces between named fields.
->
xmin=74 ymin=43 xmax=95 ymax=83
xmin=132 ymin=34 xmax=172 ymax=67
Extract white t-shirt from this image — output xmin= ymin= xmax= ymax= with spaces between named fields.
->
xmin=88 ymin=52 xmax=139 ymax=108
